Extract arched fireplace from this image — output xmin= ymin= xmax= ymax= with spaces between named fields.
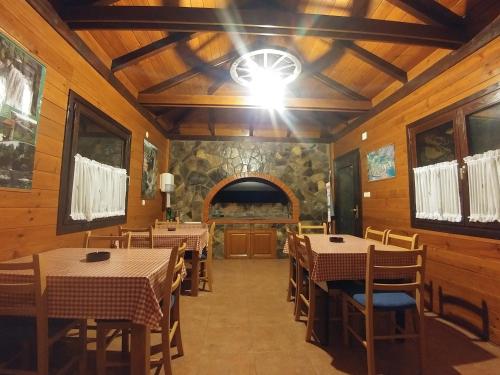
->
xmin=202 ymin=173 xmax=299 ymax=258
xmin=202 ymin=173 xmax=299 ymax=224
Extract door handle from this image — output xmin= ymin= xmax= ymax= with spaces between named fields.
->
xmin=352 ymin=205 xmax=359 ymax=219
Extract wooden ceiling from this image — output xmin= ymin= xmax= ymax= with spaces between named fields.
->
xmin=40 ymin=0 xmax=499 ymax=141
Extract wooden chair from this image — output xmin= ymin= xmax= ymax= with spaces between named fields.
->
xmin=285 ymin=229 xmax=298 ymax=314
xmin=294 ymin=234 xmax=322 ymax=342
xmin=341 ymin=245 xmax=427 ymax=375
xmin=0 ymin=254 xmax=87 ymax=375
xmin=118 ymin=226 xmax=154 ymax=248
xmin=83 ymin=231 xmax=131 ymax=249
xmin=298 ymin=222 xmax=327 ymax=235
xmin=385 ymin=230 xmax=419 ymax=249
xmin=95 ymin=241 xmax=186 ymax=375
xmin=364 ymin=226 xmax=388 ymax=243
xmin=199 ymin=222 xmax=215 ymax=292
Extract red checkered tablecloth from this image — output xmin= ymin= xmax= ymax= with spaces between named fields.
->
xmin=0 ymin=247 xmax=176 ymax=328
xmin=284 ymin=234 xmax=416 ymax=282
xmin=131 ymin=227 xmax=208 ymax=254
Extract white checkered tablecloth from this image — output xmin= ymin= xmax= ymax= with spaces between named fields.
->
xmin=284 ymin=234 xmax=416 ymax=282
xmin=0 ymin=247 xmax=176 ymax=328
xmin=131 ymin=227 xmax=208 ymax=254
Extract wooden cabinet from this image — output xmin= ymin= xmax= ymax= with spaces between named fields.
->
xmin=224 ymin=228 xmax=276 ymax=258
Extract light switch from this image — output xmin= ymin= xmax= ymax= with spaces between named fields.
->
xmin=141 ymin=200 xmax=145 ymax=206
xmin=363 ymin=192 xmax=371 ymax=198
xmin=361 ymin=131 xmax=368 ymax=141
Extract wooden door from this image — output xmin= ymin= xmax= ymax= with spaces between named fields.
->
xmin=251 ymin=230 xmax=276 ymax=258
xmin=334 ymin=150 xmax=362 ymax=236
xmin=224 ymin=229 xmax=251 ymax=258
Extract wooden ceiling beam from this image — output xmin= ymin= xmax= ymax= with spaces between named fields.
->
xmin=166 ymin=108 xmax=192 ymax=135
xmin=207 ymin=74 xmax=228 ymax=95
xmin=60 ymin=6 xmax=466 ymax=48
xmin=338 ymin=41 xmax=408 ymax=83
xmin=141 ymin=50 xmax=239 ymax=94
xmin=313 ymin=73 xmax=369 ymax=101
xmin=139 ymin=94 xmax=371 ymax=112
xmin=385 ymin=0 xmax=465 ymax=29
xmin=111 ymin=32 xmax=195 ymax=72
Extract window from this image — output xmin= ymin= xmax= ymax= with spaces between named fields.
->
xmin=407 ymin=85 xmax=500 ymax=239
xmin=57 ymin=91 xmax=131 ymax=234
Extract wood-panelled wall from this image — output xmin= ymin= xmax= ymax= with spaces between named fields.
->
xmin=0 ymin=2 xmax=167 ymax=261
xmin=333 ymin=37 xmax=500 ymax=343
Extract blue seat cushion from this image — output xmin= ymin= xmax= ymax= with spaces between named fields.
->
xmin=354 ymin=292 xmax=416 ymax=311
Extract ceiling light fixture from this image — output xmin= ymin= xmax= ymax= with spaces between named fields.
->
xmin=230 ymin=49 xmax=301 ymax=111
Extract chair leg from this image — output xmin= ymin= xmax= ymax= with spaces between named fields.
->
xmin=417 ymin=309 xmax=426 ymax=374
xmin=207 ymin=260 xmax=214 ymax=292
xmin=287 ymin=260 xmax=293 ymax=302
xmin=342 ymin=295 xmax=349 ymax=346
xmin=365 ymin=309 xmax=376 ymax=375
xmin=161 ymin=328 xmax=173 ymax=375
xmin=121 ymin=328 xmax=129 ymax=355
xmin=78 ymin=320 xmax=88 ymax=375
xmin=294 ymin=269 xmax=303 ymax=321
xmin=305 ymin=282 xmax=316 ymax=342
xmin=96 ymin=326 xmax=108 ymax=375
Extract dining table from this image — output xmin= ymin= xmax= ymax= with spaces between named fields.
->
xmin=284 ymin=234 xmax=416 ymax=344
xmin=130 ymin=225 xmax=209 ymax=296
xmin=0 ymin=247 xmax=176 ymax=375
xmin=284 ymin=234 xmax=416 ymax=282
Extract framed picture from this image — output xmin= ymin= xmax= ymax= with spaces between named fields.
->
xmin=142 ymin=139 xmax=158 ymax=199
xmin=367 ymin=144 xmax=396 ymax=182
xmin=0 ymin=32 xmax=46 ymax=189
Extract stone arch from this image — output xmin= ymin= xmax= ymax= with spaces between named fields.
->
xmin=202 ymin=172 xmax=300 ymax=223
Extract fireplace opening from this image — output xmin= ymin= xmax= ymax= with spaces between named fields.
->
xmin=212 ymin=178 xmax=288 ymax=204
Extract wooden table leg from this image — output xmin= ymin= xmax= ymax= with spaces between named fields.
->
xmin=131 ymin=323 xmax=150 ymax=375
xmin=191 ymin=250 xmax=200 ymax=296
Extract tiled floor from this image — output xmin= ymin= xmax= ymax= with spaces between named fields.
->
xmin=84 ymin=258 xmax=500 ymax=374
xmin=167 ymin=259 xmax=500 ymax=375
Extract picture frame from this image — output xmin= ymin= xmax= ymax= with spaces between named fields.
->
xmin=367 ymin=144 xmax=396 ymax=182
xmin=0 ymin=32 xmax=46 ymax=189
xmin=142 ymin=138 xmax=159 ymax=199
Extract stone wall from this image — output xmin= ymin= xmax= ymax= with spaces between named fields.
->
xmin=169 ymin=140 xmax=330 ymax=257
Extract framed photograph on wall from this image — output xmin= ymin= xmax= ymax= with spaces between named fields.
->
xmin=142 ymin=138 xmax=158 ymax=199
xmin=367 ymin=144 xmax=396 ymax=182
xmin=0 ymin=32 xmax=46 ymax=189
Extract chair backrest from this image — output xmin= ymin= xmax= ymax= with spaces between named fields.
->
xmin=0 ymin=254 xmax=49 ymax=374
xmin=364 ymin=226 xmax=388 ymax=243
xmin=160 ymin=240 xmax=187 ymax=317
xmin=298 ymin=222 xmax=327 ymax=235
xmin=384 ymin=230 xmax=419 ymax=249
xmin=119 ymin=226 xmax=154 ymax=248
xmin=286 ymin=229 xmax=297 ymax=258
xmin=83 ymin=231 xmax=131 ymax=249
xmin=365 ymin=245 xmax=427 ymax=311
xmin=293 ymin=234 xmax=314 ymax=272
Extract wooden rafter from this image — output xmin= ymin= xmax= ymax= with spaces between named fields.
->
xmin=338 ymin=41 xmax=408 ymax=83
xmin=139 ymin=94 xmax=372 ymax=112
xmin=111 ymin=32 xmax=195 ymax=72
xmin=207 ymin=75 xmax=228 ymax=95
xmin=141 ymin=49 xmax=239 ymax=94
xmin=60 ymin=6 xmax=466 ymax=48
xmin=313 ymin=73 xmax=369 ymax=101
xmin=166 ymin=108 xmax=192 ymax=134
xmin=385 ymin=0 xmax=465 ymax=29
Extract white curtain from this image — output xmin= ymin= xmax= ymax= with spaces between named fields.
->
xmin=464 ymin=149 xmax=500 ymax=223
xmin=413 ymin=160 xmax=462 ymax=222
xmin=70 ymin=154 xmax=128 ymax=221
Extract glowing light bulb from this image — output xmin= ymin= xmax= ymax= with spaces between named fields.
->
xmin=249 ymin=69 xmax=285 ymax=111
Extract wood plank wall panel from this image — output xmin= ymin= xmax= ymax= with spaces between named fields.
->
xmin=0 ymin=2 xmax=167 ymax=261
xmin=333 ymin=37 xmax=500 ymax=343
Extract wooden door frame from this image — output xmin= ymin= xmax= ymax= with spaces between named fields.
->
xmin=333 ymin=149 xmax=363 ymax=236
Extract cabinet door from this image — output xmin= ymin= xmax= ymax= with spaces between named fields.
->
xmin=251 ymin=230 xmax=276 ymax=258
xmin=225 ymin=230 xmax=251 ymax=258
